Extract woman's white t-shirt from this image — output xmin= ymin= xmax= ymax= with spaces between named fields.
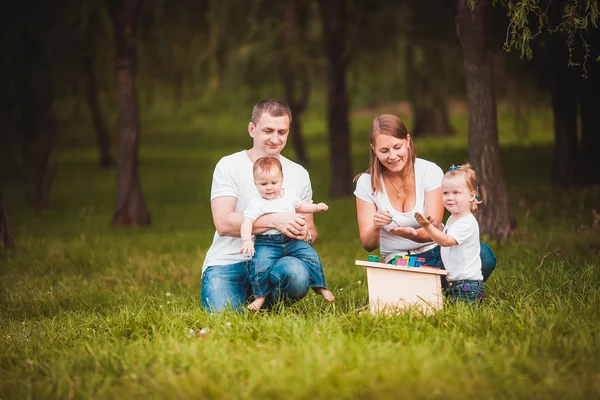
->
xmin=353 ymin=158 xmax=443 ymax=259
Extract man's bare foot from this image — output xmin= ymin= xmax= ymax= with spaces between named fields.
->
xmin=247 ymin=296 xmax=266 ymax=311
xmin=314 ymin=287 xmax=335 ymax=302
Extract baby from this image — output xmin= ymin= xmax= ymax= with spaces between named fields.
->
xmin=241 ymin=156 xmax=335 ymax=310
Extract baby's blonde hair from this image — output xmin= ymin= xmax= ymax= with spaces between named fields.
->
xmin=444 ymin=163 xmax=482 ymax=213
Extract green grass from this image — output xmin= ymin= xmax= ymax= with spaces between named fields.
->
xmin=1 ymin=103 xmax=600 ymax=399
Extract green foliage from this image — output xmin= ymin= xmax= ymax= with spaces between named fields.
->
xmin=502 ymin=0 xmax=600 ymax=66
xmin=2 ymin=105 xmax=600 ymax=398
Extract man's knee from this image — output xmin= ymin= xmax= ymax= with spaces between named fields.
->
xmin=201 ymin=265 xmax=248 ymax=313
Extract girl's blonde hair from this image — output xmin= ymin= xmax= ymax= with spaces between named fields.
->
xmin=444 ymin=163 xmax=482 ymax=213
xmin=354 ymin=114 xmax=416 ymax=194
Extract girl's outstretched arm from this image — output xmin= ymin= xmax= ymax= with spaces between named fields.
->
xmin=414 ymin=212 xmax=457 ymax=247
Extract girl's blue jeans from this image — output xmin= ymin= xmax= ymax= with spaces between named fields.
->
xmin=386 ymin=242 xmax=497 ymax=282
xmin=250 ymin=234 xmax=327 ymax=298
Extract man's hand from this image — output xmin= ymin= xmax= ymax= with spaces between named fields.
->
xmin=240 ymin=240 xmax=255 ymax=257
xmin=270 ymin=212 xmax=307 ymax=239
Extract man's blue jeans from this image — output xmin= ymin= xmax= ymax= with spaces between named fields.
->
xmin=201 ymin=256 xmax=310 ymax=313
xmin=251 ymin=234 xmax=327 ymax=298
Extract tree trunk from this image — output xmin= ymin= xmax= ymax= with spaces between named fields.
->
xmin=406 ymin=43 xmax=455 ymax=137
xmin=208 ymin=0 xmax=227 ymax=92
xmin=456 ymin=0 xmax=512 ymax=239
xmin=109 ymin=0 xmax=151 ymax=227
xmin=20 ymin=30 xmax=55 ymax=212
xmin=318 ymin=0 xmax=353 ymax=197
xmin=280 ymin=0 xmax=309 ymax=166
xmin=579 ymin=43 xmax=600 ymax=184
xmin=83 ymin=20 xmax=113 ymax=169
xmin=0 ymin=188 xmax=13 ymax=249
xmin=548 ymin=37 xmax=579 ymax=186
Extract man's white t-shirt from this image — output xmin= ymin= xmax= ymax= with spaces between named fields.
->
xmin=202 ymin=151 xmax=312 ymax=272
xmin=243 ymin=189 xmax=303 ymax=235
xmin=353 ymin=158 xmax=444 ymax=259
xmin=440 ymin=214 xmax=483 ymax=281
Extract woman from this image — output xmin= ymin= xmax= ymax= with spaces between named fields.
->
xmin=354 ymin=114 xmax=496 ymax=280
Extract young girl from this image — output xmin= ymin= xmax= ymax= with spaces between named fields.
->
xmin=414 ymin=163 xmax=484 ymax=304
xmin=241 ymin=157 xmax=335 ymax=310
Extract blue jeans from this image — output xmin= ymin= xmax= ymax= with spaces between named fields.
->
xmin=445 ymin=279 xmax=484 ymax=305
xmin=201 ymin=257 xmax=310 ymax=313
xmin=387 ymin=243 xmax=497 ymax=282
xmin=251 ymin=234 xmax=327 ymax=298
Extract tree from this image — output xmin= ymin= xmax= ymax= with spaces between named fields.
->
xmin=109 ymin=0 xmax=151 ymax=226
xmin=317 ymin=0 xmax=355 ymax=197
xmin=0 ymin=188 xmax=12 ymax=249
xmin=83 ymin=12 xmax=114 ymax=168
xmin=456 ymin=0 xmax=513 ymax=239
xmin=280 ymin=0 xmax=311 ymax=166
xmin=502 ymin=0 xmax=600 ymax=185
xmin=405 ymin=0 xmax=458 ymax=137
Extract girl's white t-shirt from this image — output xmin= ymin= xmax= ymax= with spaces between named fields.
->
xmin=354 ymin=158 xmax=444 ymax=259
xmin=243 ymin=189 xmax=303 ymax=235
xmin=440 ymin=214 xmax=483 ymax=281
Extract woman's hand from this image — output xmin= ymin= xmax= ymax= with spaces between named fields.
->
xmin=373 ymin=210 xmax=393 ymax=229
xmin=388 ymin=226 xmax=419 ymax=240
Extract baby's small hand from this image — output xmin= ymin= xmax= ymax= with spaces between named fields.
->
xmin=240 ymin=240 xmax=255 ymax=257
xmin=316 ymin=203 xmax=328 ymax=212
xmin=414 ymin=212 xmax=431 ymax=228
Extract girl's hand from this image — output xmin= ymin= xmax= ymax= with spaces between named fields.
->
xmin=414 ymin=212 xmax=430 ymax=228
xmin=388 ymin=226 xmax=418 ymax=240
xmin=240 ymin=240 xmax=255 ymax=257
xmin=373 ymin=210 xmax=393 ymax=229
xmin=316 ymin=202 xmax=328 ymax=212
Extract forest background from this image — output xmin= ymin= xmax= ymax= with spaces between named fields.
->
xmin=1 ymin=0 xmax=599 ymax=399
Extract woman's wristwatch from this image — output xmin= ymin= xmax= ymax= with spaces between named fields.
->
xmin=307 ymin=231 xmax=313 ymax=245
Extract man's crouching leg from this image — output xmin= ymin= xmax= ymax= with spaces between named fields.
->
xmin=268 ymin=256 xmax=310 ymax=304
xmin=201 ymin=261 xmax=250 ymax=313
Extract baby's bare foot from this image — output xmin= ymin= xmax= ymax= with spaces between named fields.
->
xmin=247 ymin=297 xmax=266 ymax=311
xmin=314 ymin=287 xmax=335 ymax=302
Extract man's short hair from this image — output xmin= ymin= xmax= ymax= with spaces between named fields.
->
xmin=251 ymin=99 xmax=292 ymax=124
xmin=253 ymin=156 xmax=283 ymax=178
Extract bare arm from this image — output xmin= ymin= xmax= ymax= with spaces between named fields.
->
xmin=296 ymin=201 xmax=328 ymax=214
xmin=356 ymin=198 xmax=385 ymax=252
xmin=211 ymin=196 xmax=309 ymax=238
xmin=414 ymin=212 xmax=457 ymax=247
xmin=388 ymin=187 xmax=445 ymax=242
xmin=240 ymin=218 xmax=254 ymax=242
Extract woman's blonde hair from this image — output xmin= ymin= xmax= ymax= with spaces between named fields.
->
xmin=444 ymin=163 xmax=482 ymax=213
xmin=354 ymin=114 xmax=416 ymax=194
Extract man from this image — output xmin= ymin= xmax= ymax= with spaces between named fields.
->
xmin=201 ymin=99 xmax=319 ymax=312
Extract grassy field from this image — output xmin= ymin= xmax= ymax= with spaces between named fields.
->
xmin=1 ymin=103 xmax=599 ymax=399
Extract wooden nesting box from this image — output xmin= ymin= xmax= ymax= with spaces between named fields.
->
xmin=356 ymin=260 xmax=448 ymax=314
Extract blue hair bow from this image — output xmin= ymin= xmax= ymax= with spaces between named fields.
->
xmin=448 ymin=165 xmax=461 ymax=171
